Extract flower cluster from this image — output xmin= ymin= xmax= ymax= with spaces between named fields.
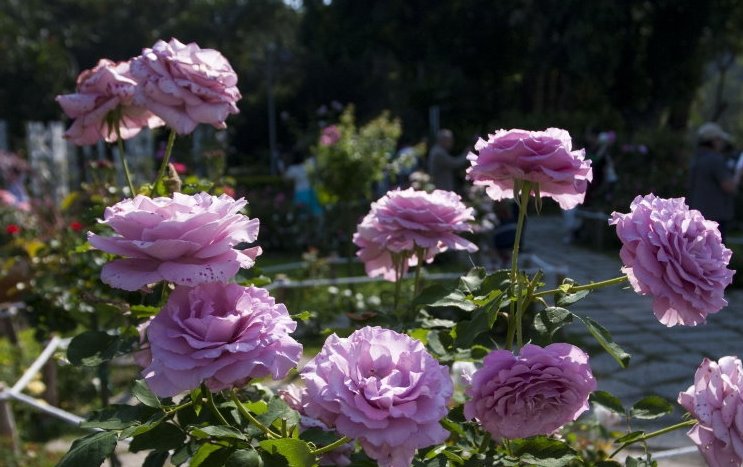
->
xmin=88 ymin=192 xmax=261 ymax=291
xmin=57 ymin=38 xmax=240 ymax=144
xmin=610 ymin=195 xmax=734 ymax=326
xmin=679 ymin=356 xmax=743 ymax=466
xmin=464 ymin=343 xmax=596 ymax=440
xmin=353 ymin=188 xmax=478 ymax=281
xmin=466 ymin=128 xmax=592 ymax=209
xmin=300 ymin=326 xmax=453 ymax=467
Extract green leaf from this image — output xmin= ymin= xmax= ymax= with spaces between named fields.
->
xmin=226 ymin=449 xmax=264 ymax=467
xmin=133 ymin=380 xmax=161 ymax=408
xmin=190 ymin=425 xmax=247 ymax=441
xmin=130 ymin=305 xmax=160 ymax=319
xmin=625 ymin=456 xmax=657 ymax=467
xmin=259 ymin=398 xmax=300 ymax=428
xmin=556 ymin=290 xmax=590 ymax=307
xmin=291 ymin=310 xmax=313 ymax=321
xmin=259 ymin=438 xmax=315 ymax=467
xmin=590 ymin=391 xmax=625 ymax=414
xmin=414 ymin=285 xmax=476 ymax=311
xmin=190 ymin=444 xmax=230 ymax=467
xmin=511 ymin=436 xmax=577 ymax=467
xmin=533 ymin=307 xmax=573 ymax=338
xmin=143 ymin=451 xmax=169 ymax=467
xmin=457 ymin=267 xmax=487 ymax=294
xmin=575 ymin=315 xmax=631 ymax=368
xmin=130 ymin=422 xmax=186 ymax=452
xmin=81 ymin=404 xmax=156 ymax=430
xmin=631 ymin=396 xmax=673 ymax=420
xmin=57 ymin=431 xmax=118 ymax=467
xmin=454 ymin=309 xmax=490 ymax=347
xmin=67 ymin=331 xmax=120 ymax=366
xmin=171 ymin=443 xmax=199 ymax=465
xmin=596 ymin=461 xmax=623 ymax=467
xmin=300 ymin=427 xmax=338 ymax=446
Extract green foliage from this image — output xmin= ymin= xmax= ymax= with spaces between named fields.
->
xmin=56 ymin=431 xmax=118 ymax=467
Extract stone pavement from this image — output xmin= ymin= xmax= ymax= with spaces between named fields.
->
xmin=524 ymin=214 xmax=743 ymax=465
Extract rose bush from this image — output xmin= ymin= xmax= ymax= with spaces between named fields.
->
xmin=610 ymin=194 xmax=734 ymax=326
xmin=88 ymin=192 xmax=261 ymax=291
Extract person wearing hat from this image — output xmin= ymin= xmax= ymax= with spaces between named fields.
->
xmin=687 ymin=122 xmax=739 ymax=241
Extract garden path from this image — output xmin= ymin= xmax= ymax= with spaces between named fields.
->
xmin=526 ymin=214 xmax=743 ymax=464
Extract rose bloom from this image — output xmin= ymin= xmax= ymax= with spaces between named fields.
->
xmin=69 ymin=221 xmax=83 ymax=232
xmin=464 ymin=343 xmax=596 ymax=440
xmin=56 ymin=59 xmax=163 ymax=145
xmin=141 ymin=283 xmax=302 ymax=397
xmin=131 ymin=38 xmax=241 ymax=135
xmin=5 ymin=224 xmax=20 ymax=235
xmin=300 ymin=326 xmax=453 ymax=467
xmin=678 ymin=357 xmax=743 ymax=466
xmin=610 ymin=194 xmax=734 ymax=326
xmin=88 ymin=192 xmax=261 ymax=291
xmin=466 ymin=128 xmax=593 ymax=209
xmin=320 ymin=125 xmax=341 ymax=146
xmin=353 ymin=188 xmax=478 ymax=281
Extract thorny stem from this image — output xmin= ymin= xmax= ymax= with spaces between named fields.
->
xmin=609 ymin=419 xmax=696 ymax=459
xmin=229 ymin=389 xmax=280 ymax=439
xmin=311 ymin=436 xmax=352 ymax=456
xmin=505 ymin=183 xmax=531 ymax=350
xmin=115 ymin=129 xmax=136 ymax=196
xmin=152 ymin=129 xmax=177 ymax=194
xmin=202 ymin=383 xmax=230 ymax=426
xmin=533 ymin=275 xmax=629 ymax=299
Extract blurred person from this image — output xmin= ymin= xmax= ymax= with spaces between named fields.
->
xmin=688 ymin=122 xmax=740 ymax=241
xmin=283 ymin=151 xmax=323 ymax=217
xmin=427 ymin=129 xmax=469 ymax=191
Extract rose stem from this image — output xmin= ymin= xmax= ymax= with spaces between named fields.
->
xmin=115 ymin=126 xmax=136 ymax=196
xmin=229 ymin=389 xmax=280 ymax=439
xmin=310 ymin=436 xmax=352 ymax=456
xmin=201 ymin=382 xmax=231 ymax=426
xmin=533 ymin=275 xmax=629 ymax=299
xmin=609 ymin=419 xmax=696 ymax=458
xmin=152 ymin=128 xmax=177 ymax=194
xmin=505 ymin=182 xmax=531 ymax=350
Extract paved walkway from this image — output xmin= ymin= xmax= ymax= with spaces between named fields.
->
xmin=525 ymin=215 xmax=743 ymax=465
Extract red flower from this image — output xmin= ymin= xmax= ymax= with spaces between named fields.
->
xmin=6 ymin=224 xmax=20 ymax=235
xmin=69 ymin=221 xmax=83 ymax=232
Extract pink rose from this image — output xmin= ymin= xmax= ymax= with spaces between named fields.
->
xmin=353 ymin=188 xmax=478 ymax=281
xmin=465 ymin=343 xmax=596 ymax=440
xmin=320 ymin=125 xmax=341 ymax=146
xmin=56 ymin=59 xmax=163 ymax=145
xmin=88 ymin=192 xmax=261 ymax=291
xmin=131 ymin=38 xmax=241 ymax=135
xmin=466 ymin=128 xmax=593 ymax=209
xmin=610 ymin=195 xmax=734 ymax=326
xmin=678 ymin=357 xmax=743 ymax=466
xmin=142 ymin=283 xmax=302 ymax=397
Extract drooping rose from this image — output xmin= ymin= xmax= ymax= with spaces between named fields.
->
xmin=142 ymin=283 xmax=302 ymax=397
xmin=88 ymin=192 xmax=261 ymax=291
xmin=464 ymin=343 xmax=596 ymax=440
xmin=353 ymin=188 xmax=478 ymax=281
xmin=300 ymin=326 xmax=453 ymax=467
xmin=678 ymin=357 xmax=743 ymax=466
xmin=131 ymin=38 xmax=241 ymax=135
xmin=609 ymin=194 xmax=734 ymax=326
xmin=466 ymin=128 xmax=592 ymax=209
xmin=56 ymin=59 xmax=163 ymax=145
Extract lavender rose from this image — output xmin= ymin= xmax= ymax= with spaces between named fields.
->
xmin=56 ymin=59 xmax=163 ymax=145
xmin=464 ymin=343 xmax=596 ymax=440
xmin=678 ymin=357 xmax=743 ymax=466
xmin=131 ymin=38 xmax=241 ymax=135
xmin=609 ymin=194 xmax=734 ymax=326
xmin=466 ymin=128 xmax=592 ymax=209
xmin=88 ymin=192 xmax=261 ymax=291
xmin=141 ymin=283 xmax=301 ymax=397
xmin=353 ymin=188 xmax=478 ymax=281
xmin=300 ymin=326 xmax=453 ymax=467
